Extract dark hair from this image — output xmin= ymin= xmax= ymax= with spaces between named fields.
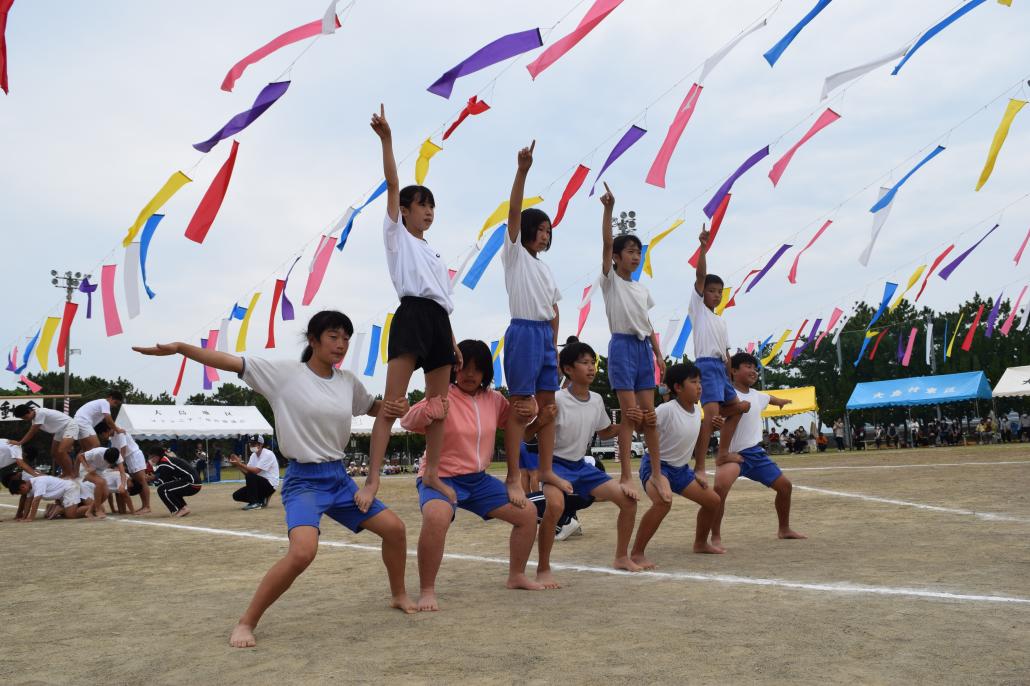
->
xmin=13 ymin=403 xmax=33 ymax=419
xmin=559 ymin=338 xmax=596 ymax=373
xmin=94 ymin=423 xmax=111 ymax=436
xmin=103 ymin=447 xmax=120 ymax=465
xmin=399 ymin=185 xmax=435 ymax=227
xmin=146 ymin=445 xmax=165 ymax=458
xmin=451 ymin=339 xmax=494 ymax=389
xmin=704 ymin=274 xmax=724 ymax=289
xmin=7 ymin=476 xmax=24 ymax=495
xmin=664 ymin=362 xmax=700 ymax=397
xmin=519 ymin=208 xmax=552 ymax=251
xmin=107 ymin=390 xmax=124 ymax=403
xmin=301 ymin=310 xmax=355 ymax=363
xmin=731 ymin=352 xmax=759 ymax=369
xmin=612 ymin=233 xmax=643 ymax=256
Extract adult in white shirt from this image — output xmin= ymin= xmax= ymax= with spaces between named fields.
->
xmin=73 ymin=391 xmax=124 ymax=450
xmin=229 ymin=437 xmax=280 ymax=510
xmin=133 ymin=308 xmax=417 ymax=648
xmin=10 ymin=403 xmax=81 ymax=477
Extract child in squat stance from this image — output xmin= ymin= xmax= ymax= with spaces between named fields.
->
xmin=631 ymin=363 xmax=724 ymax=568
xmin=709 ymin=352 xmax=806 ymax=548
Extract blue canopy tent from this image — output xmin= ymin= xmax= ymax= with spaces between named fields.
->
xmin=846 ymin=371 xmax=993 ymax=410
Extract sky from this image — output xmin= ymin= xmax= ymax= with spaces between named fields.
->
xmin=2 ymin=0 xmax=1029 ymax=401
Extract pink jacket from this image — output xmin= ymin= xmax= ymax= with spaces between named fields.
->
xmin=402 ymin=385 xmax=509 ymax=477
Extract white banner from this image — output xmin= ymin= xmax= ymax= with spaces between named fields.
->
xmin=0 ymin=396 xmax=43 ymax=421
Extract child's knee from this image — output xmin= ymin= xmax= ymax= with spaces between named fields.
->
xmin=773 ymin=476 xmax=792 ymax=494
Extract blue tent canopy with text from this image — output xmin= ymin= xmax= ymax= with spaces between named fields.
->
xmin=845 ymin=371 xmax=992 ymax=410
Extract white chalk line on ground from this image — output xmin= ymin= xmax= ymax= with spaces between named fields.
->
xmin=78 ymin=516 xmax=1027 ymax=607
xmin=790 ymin=485 xmax=1030 ymax=523
xmin=778 ymin=459 xmax=1030 ymax=472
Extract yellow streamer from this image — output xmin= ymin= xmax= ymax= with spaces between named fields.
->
xmin=122 ymin=171 xmax=192 ymax=246
xmin=492 ymin=337 xmax=505 ymax=361
xmin=235 ymin=292 xmax=261 ymax=352
xmin=35 ymin=317 xmax=61 ymax=372
xmin=642 ymin=219 xmax=685 ymax=277
xmin=477 ymin=197 xmax=545 ymax=241
xmin=414 ymin=138 xmax=443 ymax=185
xmin=380 ymin=313 xmax=394 ymax=363
xmin=760 ymin=329 xmax=792 ymax=366
xmin=888 ymin=264 xmax=927 ymax=312
xmin=713 ymin=287 xmax=732 ymax=316
xmin=975 ymin=99 xmax=1026 ymax=191
xmin=998 ymin=0 xmax=1012 ymax=7
xmin=946 ymin=312 xmax=965 ymax=358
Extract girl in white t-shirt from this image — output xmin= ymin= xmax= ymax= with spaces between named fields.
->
xmin=133 ymin=310 xmax=417 ymax=648
xmin=368 ymin=104 xmax=459 ymax=508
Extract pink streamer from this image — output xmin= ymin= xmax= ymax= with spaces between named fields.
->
xmin=1000 ymin=285 xmax=1028 ymax=336
xmin=526 ymin=0 xmax=625 ymax=79
xmin=787 ymin=220 xmax=833 ymax=284
xmin=100 ymin=264 xmax=123 ymax=337
xmin=576 ymin=285 xmax=593 ymax=337
xmin=20 ymin=375 xmax=42 ymax=393
xmin=1014 ymin=227 xmax=1030 ymax=265
xmin=645 ymin=83 xmax=703 ymax=188
xmin=813 ymin=307 xmax=844 ymax=350
xmin=302 ymin=235 xmax=335 ymax=306
xmin=205 ymin=330 xmax=220 ymax=383
xmin=901 ymin=327 xmax=917 ymax=366
xmin=746 ymin=342 xmax=756 ymax=354
xmin=769 ymin=108 xmax=840 ymax=186
xmin=221 ymin=16 xmax=340 ymax=92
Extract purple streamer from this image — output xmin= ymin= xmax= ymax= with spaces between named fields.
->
xmin=78 ymin=277 xmax=98 ymax=319
xmin=201 ymin=337 xmax=212 ymax=390
xmin=428 ymin=29 xmax=542 ymax=99
xmin=896 ymin=332 xmax=905 ymax=362
xmin=193 ymin=81 xmax=291 ymax=153
xmin=590 ymin=125 xmax=648 ymax=196
xmin=984 ymin=291 xmax=1004 ymax=338
xmin=794 ymin=318 xmax=822 ymax=358
xmin=938 ymin=224 xmax=999 ymax=280
xmin=745 ymin=243 xmax=793 ymax=293
xmin=280 ymin=255 xmax=301 ymax=321
xmin=703 ymin=145 xmax=770 ymax=217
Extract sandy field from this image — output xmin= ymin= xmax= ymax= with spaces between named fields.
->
xmin=2 ymin=444 xmax=1028 ymax=685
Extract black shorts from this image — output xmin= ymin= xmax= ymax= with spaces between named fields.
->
xmin=388 ymin=296 xmax=455 ymax=372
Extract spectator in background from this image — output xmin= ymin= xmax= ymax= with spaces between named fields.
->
xmin=194 ymin=446 xmax=208 ymax=483
xmin=816 ymin=433 xmax=828 ymax=453
xmin=832 ymin=419 xmax=845 ymax=451
xmin=229 ymin=436 xmax=279 ymax=510
xmin=807 ymin=422 xmax=818 ymax=454
xmin=768 ymin=428 xmax=782 ymax=454
xmin=1020 ymin=412 xmax=1030 ymax=441
xmin=886 ymin=424 xmax=898 ymax=448
xmin=874 ymin=425 xmax=883 ymax=450
xmin=976 ymin=419 xmax=987 ymax=444
xmin=852 ymin=424 xmax=866 ymax=450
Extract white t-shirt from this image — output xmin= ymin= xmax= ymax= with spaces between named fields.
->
xmin=82 ymin=447 xmax=122 ymax=472
xmin=32 ymin=407 xmax=73 ymax=434
xmin=110 ymin=432 xmax=140 ymax=455
xmin=728 ymin=387 xmax=771 ymax=453
xmin=383 ymin=212 xmax=454 ymax=314
xmin=241 ymin=357 xmax=375 ymax=463
xmin=655 ymin=399 xmax=702 ymax=468
xmin=501 ymin=233 xmax=561 ymax=322
xmin=74 ymin=398 xmax=111 ymax=426
xmin=248 ymin=447 xmax=280 ymax=488
xmin=553 ymin=388 xmax=611 ymax=461
xmin=688 ymin=286 xmax=730 ymax=360
xmin=0 ymin=442 xmax=23 ymax=469
xmin=27 ymin=475 xmax=74 ymax=500
xmin=600 ymin=268 xmax=654 ymax=338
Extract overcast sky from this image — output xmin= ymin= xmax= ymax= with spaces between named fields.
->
xmin=2 ymin=0 xmax=1029 ymax=399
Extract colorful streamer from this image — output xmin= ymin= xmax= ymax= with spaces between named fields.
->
xmin=478 ymin=197 xmax=543 ymax=241
xmin=55 ymin=302 xmax=77 ymax=368
xmin=463 ymin=224 xmax=507 ymax=289
xmin=832 ymin=310 xmax=853 ymax=346
xmin=938 ymin=224 xmax=999 ymax=280
xmin=1013 ymin=227 xmax=1030 ymax=265
xmin=960 ymin=304 xmax=985 ymax=352
xmin=235 ymin=292 xmax=261 ymax=353
xmin=231 ymin=303 xmax=248 ymax=320
xmin=221 ymin=16 xmax=339 ymax=92
xmin=14 ymin=329 xmax=38 ymax=375
xmin=669 ymin=317 xmax=693 ymax=360
xmin=194 ymin=80 xmax=290 ymax=153
xmin=867 ymin=282 xmax=899 ymax=330
xmin=0 ymin=0 xmax=13 ymax=94
xmin=266 ymin=279 xmax=286 ymax=349
xmin=442 ymin=96 xmax=491 ymax=139
xmin=348 ymin=332 xmax=366 ymax=374
xmin=1000 ymin=285 xmax=1027 ymax=336
xmin=552 ymin=165 xmax=590 ymax=229
xmin=172 ymin=355 xmax=188 ymax=397
xmin=78 ymin=277 xmax=98 ymax=319
xmin=975 ymin=99 xmax=1027 ymax=191
xmin=763 ymin=0 xmax=833 ymax=67
xmin=201 ymin=338 xmax=212 ymax=391
xmin=984 ymin=291 xmax=1004 ymax=338
xmin=139 ymin=213 xmax=163 ymax=299
xmin=769 ymin=108 xmax=840 ymax=186
xmin=813 ymin=307 xmax=844 ymax=350
xmin=688 ymin=193 xmax=731 ymax=268
xmin=490 ymin=339 xmax=504 ymax=389
xmin=526 ymin=0 xmax=625 ymax=79
xmin=590 ymin=125 xmax=647 ymax=195
xmin=713 ymin=287 xmax=732 ymax=316
xmin=793 ymin=318 xmax=822 ymax=359
xmin=380 ymin=313 xmax=394 ymax=363
xmin=205 ymin=331 xmax=220 ymax=384
xmin=642 ymin=219 xmax=684 ymax=277
xmin=745 ymin=243 xmax=793 ymax=293
xmin=915 ymin=245 xmax=954 ymax=301
xmin=761 ymin=329 xmax=792 ymax=367
xmin=858 ymin=187 xmax=895 ymax=266
xmin=868 ymin=329 xmax=889 ymax=361
xmin=787 ymin=220 xmax=833 ymax=284
xmin=723 ymin=269 xmax=762 ymax=313
xmin=870 ymin=145 xmax=946 ymax=213
xmin=217 ymin=319 xmax=229 ymax=353
xmin=415 ymin=138 xmax=443 ymax=185
xmin=645 ymin=83 xmax=703 ymax=188
xmin=892 ymin=0 xmax=987 ymax=75
xmin=19 ymin=376 xmax=42 ymax=393
xmin=303 ymin=235 xmax=336 ymax=306
xmin=337 ymin=180 xmax=388 ymax=251
xmin=946 ymin=312 xmax=964 ymax=359
xmin=888 ymin=264 xmax=927 ymax=313
xmin=100 ymin=264 xmax=123 ymax=337
xmin=364 ymin=325 xmax=382 ymax=376
xmin=699 ymin=18 xmax=768 ymax=83
xmin=901 ymin=327 xmax=918 ymax=367
xmin=281 ymin=256 xmax=301 ymax=319
xmin=122 ymin=171 xmax=192 ymax=246
xmin=123 ymin=242 xmax=142 ymax=320
xmin=631 ymin=245 xmax=648 ymax=282
xmin=896 ymin=331 xmax=905 ymax=363
xmin=185 ymin=140 xmax=241 ymax=243
xmin=821 ymin=44 xmax=910 ymax=101
xmin=35 ymin=317 xmax=60 ymax=372
xmin=925 ymin=320 xmax=934 ymax=364
xmin=703 ymin=146 xmax=769 ymax=218
xmin=782 ymin=320 xmax=809 ymax=364
xmin=429 ymin=29 xmax=542 ymax=98
xmin=576 ymin=284 xmax=594 ymax=337
xmin=322 ymin=0 xmax=340 ymax=34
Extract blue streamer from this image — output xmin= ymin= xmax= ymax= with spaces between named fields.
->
xmin=462 ymin=224 xmax=506 ymax=289
xmin=139 ymin=213 xmax=164 ymax=299
xmin=15 ymin=328 xmax=41 ymax=374
xmin=337 ymin=180 xmax=388 ymax=251
xmin=231 ymin=304 xmax=248 ymax=320
xmin=869 ymin=146 xmax=946 ymax=213
xmin=364 ymin=325 xmax=382 ymax=377
xmin=868 ymin=282 xmax=899 ymax=330
xmin=764 ymin=0 xmax=834 ymax=67
xmin=490 ymin=340 xmax=503 ymax=389
xmin=854 ymin=333 xmax=876 ymax=367
xmin=670 ymin=316 xmax=692 ymax=359
xmin=942 ymin=319 xmax=949 ymax=361
xmin=631 ymin=245 xmax=648 ymax=282
xmin=892 ymin=0 xmax=987 ymax=75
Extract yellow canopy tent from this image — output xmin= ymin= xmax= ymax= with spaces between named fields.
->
xmin=760 ymin=386 xmax=818 ymax=419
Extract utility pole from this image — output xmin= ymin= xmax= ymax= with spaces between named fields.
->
xmin=612 ymin=210 xmax=637 ymax=236
xmin=835 ymin=334 xmax=853 ymax=449
xmin=927 ymin=314 xmax=942 ymax=422
xmin=50 ymin=270 xmax=88 ymax=415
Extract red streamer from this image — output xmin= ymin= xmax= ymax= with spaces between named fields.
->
xmin=552 ymin=164 xmax=590 ymax=229
xmin=868 ymin=329 xmax=889 ymax=360
xmin=688 ymin=193 xmax=731 ymax=268
xmin=787 ymin=220 xmax=833 ymax=284
xmin=914 ymin=244 xmax=954 ymax=301
xmin=185 ymin=140 xmax=241 ymax=244
xmin=0 ymin=0 xmax=12 ymax=94
xmin=172 ymin=355 xmax=188 ymax=397
xmin=960 ymin=304 xmax=985 ymax=352
xmin=442 ymin=96 xmax=490 ymax=140
xmin=55 ymin=301 xmax=78 ymax=368
xmin=266 ymin=278 xmax=286 ymax=348
xmin=783 ymin=319 xmax=809 ymax=364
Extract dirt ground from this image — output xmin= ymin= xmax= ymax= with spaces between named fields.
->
xmin=2 ymin=444 xmax=1028 ymax=685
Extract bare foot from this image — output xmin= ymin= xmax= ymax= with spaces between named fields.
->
xmin=778 ymin=528 xmax=807 ymax=539
xmin=506 ymin=573 xmax=545 ymax=591
xmin=630 ymin=553 xmax=657 ymax=570
xmin=229 ymin=623 xmax=256 ymax=648
xmin=715 ymin=452 xmax=744 ymax=466
xmin=94 ymin=511 xmax=107 ymax=519
xmin=693 ymin=542 xmax=726 ymax=554
xmin=536 ymin=570 xmax=562 ymax=589
xmin=391 ymin=593 xmax=418 ymax=614
xmin=174 ymin=507 xmax=191 ymax=518
xmin=84 ymin=510 xmax=96 ymax=520
xmin=711 ymin=535 xmax=723 ymax=549
xmin=417 ymin=590 xmax=439 ymax=612
xmin=134 ymin=507 xmax=151 ymax=515
xmin=614 ymin=556 xmax=644 ymax=572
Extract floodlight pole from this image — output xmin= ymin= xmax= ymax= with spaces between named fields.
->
xmin=51 ymin=269 xmax=88 ymax=414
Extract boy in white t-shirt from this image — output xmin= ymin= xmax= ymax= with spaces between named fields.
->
xmin=1 ymin=441 xmax=39 ymax=520
xmin=533 ymin=340 xmax=642 ymax=589
xmin=7 ymin=474 xmax=90 ymax=521
xmin=73 ymin=391 xmax=125 ymax=451
xmin=77 ymin=444 xmax=126 ymax=519
xmin=10 ymin=403 xmax=80 ymax=477
xmin=111 ymin=430 xmax=151 ymax=514
xmin=630 ymin=362 xmax=725 ymax=568
xmin=708 ymin=352 xmax=806 ymax=549
xmin=229 ymin=436 xmax=280 ymax=510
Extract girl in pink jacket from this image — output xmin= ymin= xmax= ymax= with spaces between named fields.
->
xmin=402 ymin=339 xmax=544 ymax=610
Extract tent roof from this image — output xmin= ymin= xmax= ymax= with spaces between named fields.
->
xmin=119 ymin=404 xmax=273 ymax=440
xmin=992 ymin=365 xmax=1030 ymax=397
xmin=350 ymin=414 xmax=410 ymax=436
xmin=761 ymin=386 xmax=818 ymax=419
xmin=846 ymin=371 xmax=992 ymax=410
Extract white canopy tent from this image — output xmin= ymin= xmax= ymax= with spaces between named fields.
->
xmin=992 ymin=365 xmax=1030 ymax=398
xmin=118 ymin=404 xmax=273 ymax=440
xmin=350 ymin=414 xmax=410 ymax=436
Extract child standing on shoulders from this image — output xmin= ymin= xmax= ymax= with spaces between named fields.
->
xmin=709 ymin=352 xmax=806 ymax=549
xmin=535 ymin=340 xmax=642 ymax=588
xmin=631 ymin=363 xmax=725 ymax=568
xmin=73 ymin=390 xmax=124 ymax=451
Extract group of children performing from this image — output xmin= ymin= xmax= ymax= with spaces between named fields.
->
xmin=126 ymin=106 xmax=805 ymax=648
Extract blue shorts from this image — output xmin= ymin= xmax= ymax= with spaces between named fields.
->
xmin=737 ymin=446 xmax=783 ymax=487
xmin=698 ymin=356 xmax=737 ymax=406
xmin=519 ymin=443 xmax=539 ymax=470
xmin=639 ymin=457 xmax=696 ymax=494
xmin=607 ymin=334 xmax=655 ymax=392
xmin=552 ymin=457 xmax=612 ymax=498
xmin=503 ymin=319 xmax=560 ymax=396
xmin=417 ymin=471 xmax=510 ymax=520
xmin=281 ymin=460 xmax=386 ymax=533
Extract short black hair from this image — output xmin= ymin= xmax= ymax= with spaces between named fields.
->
xmin=612 ymin=233 xmax=642 ymax=256
xmin=6 ymin=476 xmax=24 ymax=495
xmin=519 ymin=208 xmax=552 ymax=251
xmin=399 ymin=185 xmax=435 ymax=228
xmin=94 ymin=423 xmax=111 ymax=436
xmin=664 ymin=362 xmax=700 ymax=397
xmin=103 ymin=447 xmax=120 ymax=465
xmin=13 ymin=403 xmax=33 ymax=419
xmin=301 ymin=310 xmax=355 ymax=363
xmin=704 ymin=274 xmax=724 ymax=289
xmin=731 ymin=352 xmax=759 ymax=369
xmin=146 ymin=445 xmax=165 ymax=458
xmin=559 ymin=338 xmax=596 ymax=374
xmin=107 ymin=390 xmax=124 ymax=403
xmin=452 ymin=339 xmax=494 ymax=389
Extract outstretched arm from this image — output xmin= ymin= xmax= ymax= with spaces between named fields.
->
xmin=132 ymin=342 xmax=244 ymax=375
xmin=694 ymin=225 xmax=710 ymax=296
xmin=507 ymin=141 xmax=535 ymax=244
xmin=768 ymin=395 xmax=793 ymax=408
xmin=600 ymin=182 xmax=615 ymax=276
xmin=371 ymin=104 xmax=400 ymax=222
xmin=13 ymin=425 xmax=39 ymax=446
